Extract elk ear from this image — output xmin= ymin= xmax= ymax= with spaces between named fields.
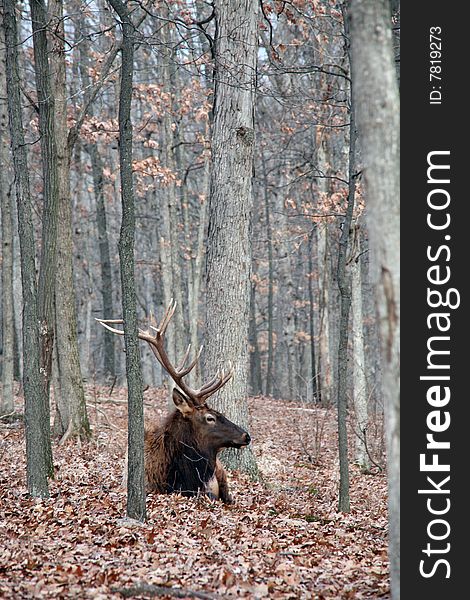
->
xmin=172 ymin=389 xmax=194 ymax=417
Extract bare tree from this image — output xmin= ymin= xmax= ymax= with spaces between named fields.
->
xmin=107 ymin=0 xmax=146 ymax=522
xmin=0 ymin=9 xmax=15 ymax=416
xmin=307 ymin=230 xmax=319 ymax=402
xmin=49 ymin=0 xmax=90 ymax=442
xmin=29 ymin=0 xmax=60 ymax=475
xmin=4 ymin=0 xmax=49 ymax=497
xmin=160 ymin=13 xmax=186 ymax=369
xmin=203 ymin=0 xmax=259 ymax=476
xmin=351 ymin=224 xmax=370 ymax=469
xmin=349 ymin=1 xmax=400 ymax=597
xmin=335 ymin=101 xmax=357 ymax=513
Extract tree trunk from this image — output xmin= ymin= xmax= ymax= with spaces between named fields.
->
xmin=249 ymin=280 xmax=263 ymax=395
xmin=335 ymin=101 xmax=357 ymax=513
xmin=351 ymin=225 xmax=369 ymax=469
xmin=160 ymin=15 xmax=185 ymax=377
xmin=308 ymin=230 xmax=319 ymax=402
xmin=316 ymin=219 xmax=332 ymax=404
xmin=349 ymin=1 xmax=400 ymax=596
xmin=89 ymin=143 xmax=116 ymax=377
xmin=49 ymin=0 xmax=90 ymax=442
xmin=273 ymin=182 xmax=296 ymax=400
xmin=30 ymin=0 xmax=59 ymax=476
xmin=4 ymin=0 xmax=49 ymax=497
xmin=188 ymin=123 xmax=210 ymax=386
xmin=157 ymin=60 xmax=176 ymax=395
xmin=262 ymin=155 xmax=274 ymax=397
xmin=159 ymin=222 xmax=176 ymax=396
xmin=12 ymin=216 xmax=23 ymax=383
xmin=204 ymin=0 xmax=259 ymax=476
xmin=107 ymin=0 xmax=146 ymax=522
xmin=0 ymin=13 xmax=15 ymax=416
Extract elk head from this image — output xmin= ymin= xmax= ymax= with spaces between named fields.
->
xmin=171 ymin=388 xmax=250 ymax=453
xmin=96 ymin=299 xmax=251 ymax=454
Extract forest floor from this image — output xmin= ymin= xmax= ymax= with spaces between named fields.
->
xmin=0 ymin=387 xmax=389 ymax=599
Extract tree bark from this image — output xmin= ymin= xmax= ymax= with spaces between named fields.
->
xmin=349 ymin=1 xmax=400 ymax=596
xmin=204 ymin=0 xmax=259 ymax=476
xmin=188 ymin=123 xmax=210 ymax=387
xmin=0 ymin=11 xmax=15 ymax=415
xmin=49 ymin=0 xmax=90 ymax=442
xmin=262 ymin=154 xmax=274 ymax=397
xmin=4 ymin=0 xmax=49 ymax=497
xmin=12 ymin=212 xmax=23 ymax=383
xmin=160 ymin=16 xmax=186 ymax=374
xmin=89 ymin=143 xmax=116 ymax=377
xmin=273 ymin=181 xmax=296 ymax=400
xmin=157 ymin=33 xmax=176 ymax=393
xmin=107 ymin=0 xmax=146 ymax=522
xmin=307 ymin=230 xmax=319 ymax=402
xmin=351 ymin=225 xmax=369 ymax=469
xmin=316 ymin=219 xmax=332 ymax=405
xmin=30 ymin=0 xmax=60 ymax=476
xmin=335 ymin=100 xmax=357 ymax=513
xmin=249 ymin=279 xmax=263 ymax=395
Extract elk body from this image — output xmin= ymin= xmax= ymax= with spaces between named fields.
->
xmin=97 ymin=302 xmax=250 ymax=503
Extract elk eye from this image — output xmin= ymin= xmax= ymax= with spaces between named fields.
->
xmin=205 ymin=414 xmax=216 ymax=424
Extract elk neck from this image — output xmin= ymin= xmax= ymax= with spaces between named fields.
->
xmin=163 ymin=411 xmax=217 ymax=496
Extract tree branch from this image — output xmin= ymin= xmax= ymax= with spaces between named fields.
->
xmin=67 ymin=12 xmax=147 ymax=153
xmin=112 ymin=584 xmax=219 ymax=599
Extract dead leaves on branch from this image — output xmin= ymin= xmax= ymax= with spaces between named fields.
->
xmin=0 ymin=391 xmax=389 ymax=599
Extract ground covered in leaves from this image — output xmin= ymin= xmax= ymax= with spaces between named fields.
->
xmin=0 ymin=388 xmax=389 ymax=599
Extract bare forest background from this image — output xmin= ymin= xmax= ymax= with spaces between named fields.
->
xmin=0 ymin=0 xmax=400 ymax=419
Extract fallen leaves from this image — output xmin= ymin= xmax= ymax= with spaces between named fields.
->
xmin=0 ymin=390 xmax=389 ymax=598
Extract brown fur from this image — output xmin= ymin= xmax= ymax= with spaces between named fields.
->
xmin=143 ymin=391 xmax=250 ymax=503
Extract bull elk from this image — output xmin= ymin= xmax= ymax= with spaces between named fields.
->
xmin=96 ymin=301 xmax=251 ymax=504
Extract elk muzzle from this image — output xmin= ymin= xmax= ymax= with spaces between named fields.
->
xmin=226 ymin=428 xmax=251 ymax=449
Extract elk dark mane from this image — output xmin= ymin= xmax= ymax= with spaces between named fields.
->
xmin=145 ymin=410 xmax=216 ymax=497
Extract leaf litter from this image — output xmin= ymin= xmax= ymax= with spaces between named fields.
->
xmin=0 ymin=388 xmax=389 ymax=599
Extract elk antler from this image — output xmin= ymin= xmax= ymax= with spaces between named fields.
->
xmin=96 ymin=300 xmax=233 ymax=405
